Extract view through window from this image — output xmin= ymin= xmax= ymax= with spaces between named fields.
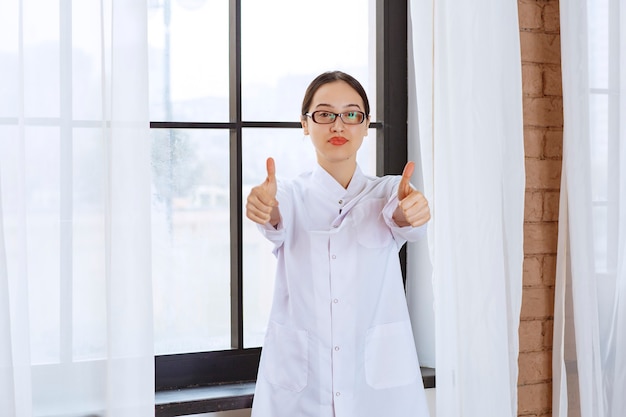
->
xmin=148 ymin=0 xmax=378 ymax=356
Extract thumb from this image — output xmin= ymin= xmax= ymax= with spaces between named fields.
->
xmin=265 ymin=157 xmax=277 ymax=202
xmin=398 ymin=161 xmax=415 ymax=201
xmin=266 ymin=157 xmax=276 ymax=184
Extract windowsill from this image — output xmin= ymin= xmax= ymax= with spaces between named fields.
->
xmin=155 ymin=367 xmax=435 ymax=417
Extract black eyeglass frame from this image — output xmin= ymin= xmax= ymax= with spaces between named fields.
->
xmin=304 ymin=110 xmax=368 ymax=125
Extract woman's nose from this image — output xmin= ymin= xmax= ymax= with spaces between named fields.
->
xmin=331 ymin=118 xmax=345 ymax=131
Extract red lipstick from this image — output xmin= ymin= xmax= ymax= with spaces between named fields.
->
xmin=329 ymin=136 xmax=348 ymax=146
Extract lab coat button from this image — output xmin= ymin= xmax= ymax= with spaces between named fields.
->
xmin=335 ymin=392 xmax=341 ymax=397
xmin=338 ymin=199 xmax=343 ymax=204
xmin=334 ymin=346 xmax=340 ymax=351
xmin=331 ymin=254 xmax=336 ymax=259
xmin=333 ymin=299 xmax=339 ymax=303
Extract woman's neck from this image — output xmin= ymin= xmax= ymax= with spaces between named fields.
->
xmin=318 ymin=159 xmax=357 ymax=189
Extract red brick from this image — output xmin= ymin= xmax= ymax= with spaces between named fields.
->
xmin=518 ymin=0 xmax=544 ymax=31
xmin=524 ymin=255 xmax=543 ymax=286
xmin=543 ymin=1 xmax=560 ymax=33
xmin=523 ymin=96 xmax=564 ymax=127
xmin=519 ymin=319 xmax=544 ymax=352
xmin=518 ymin=382 xmax=552 ymax=414
xmin=518 ymin=6 xmax=562 ymax=415
xmin=543 ymin=319 xmax=554 ymax=349
xmin=523 ymin=63 xmax=544 ymax=97
xmin=520 ymin=413 xmax=554 ymax=417
xmin=542 ymin=255 xmax=557 ymax=285
xmin=524 ymin=222 xmax=559 ymax=254
xmin=525 ymin=191 xmax=544 ymax=222
xmin=524 ymin=128 xmax=545 ymax=158
xmin=525 ymin=158 xmax=562 ymax=190
xmin=543 ymin=64 xmax=563 ymax=96
xmin=518 ymin=317 xmax=554 ymax=353
xmin=519 ymin=350 xmax=553 ymax=384
xmin=521 ymin=287 xmax=555 ymax=319
xmin=543 ymin=191 xmax=560 ymax=221
xmin=520 ymin=32 xmax=562 ymax=65
xmin=544 ymin=129 xmax=563 ymax=158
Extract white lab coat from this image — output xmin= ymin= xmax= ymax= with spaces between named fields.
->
xmin=251 ymin=165 xmax=430 ymax=417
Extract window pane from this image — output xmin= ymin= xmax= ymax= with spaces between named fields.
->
xmin=148 ymin=0 xmax=229 ymax=122
xmin=72 ymin=1 xmax=104 ymax=121
xmin=241 ymin=0 xmax=377 ymax=121
xmin=587 ymin=0 xmax=609 ymax=89
xmin=242 ymin=128 xmax=377 ymax=348
xmin=0 ymin=2 xmax=19 ymax=119
xmin=589 ymin=94 xmax=608 ymax=201
xmin=151 ymin=129 xmax=231 ymax=354
xmin=72 ymin=128 xmax=107 ymax=361
xmin=24 ymin=127 xmax=61 ymax=364
xmin=23 ymin=2 xmax=60 ymax=118
xmin=592 ymin=205 xmax=607 ymax=273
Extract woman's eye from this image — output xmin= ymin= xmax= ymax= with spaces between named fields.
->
xmin=316 ymin=112 xmax=336 ymax=122
xmin=346 ymin=112 xmax=357 ymax=119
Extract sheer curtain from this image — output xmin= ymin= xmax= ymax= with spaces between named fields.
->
xmin=408 ymin=1 xmax=525 ymax=416
xmin=554 ymin=0 xmax=626 ymax=416
xmin=0 ymin=1 xmax=153 ymax=416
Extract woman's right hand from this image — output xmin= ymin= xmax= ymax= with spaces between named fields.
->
xmin=246 ymin=157 xmax=280 ymax=226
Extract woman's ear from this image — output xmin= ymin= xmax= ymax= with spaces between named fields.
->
xmin=301 ymin=117 xmax=309 ymax=136
xmin=363 ymin=116 xmax=371 ymax=136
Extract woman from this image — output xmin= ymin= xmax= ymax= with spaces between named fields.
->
xmin=246 ymin=71 xmax=431 ymax=417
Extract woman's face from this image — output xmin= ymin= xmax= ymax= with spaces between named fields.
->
xmin=302 ymin=80 xmax=370 ymax=169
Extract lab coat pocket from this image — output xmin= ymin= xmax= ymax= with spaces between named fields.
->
xmin=352 ymin=198 xmax=392 ymax=248
xmin=364 ymin=321 xmax=419 ymax=389
xmin=263 ymin=321 xmax=309 ymax=392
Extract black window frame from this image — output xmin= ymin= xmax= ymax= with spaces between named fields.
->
xmin=153 ymin=0 xmax=410 ymax=406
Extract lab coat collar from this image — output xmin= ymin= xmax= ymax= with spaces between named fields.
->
xmin=311 ymin=164 xmax=367 ymax=202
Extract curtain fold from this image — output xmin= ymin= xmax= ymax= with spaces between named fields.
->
xmin=0 ymin=184 xmax=17 ymax=417
xmin=555 ymin=1 xmax=626 ymax=416
xmin=406 ymin=0 xmax=435 ymax=369
xmin=408 ymin=1 xmax=525 ymax=416
xmin=0 ymin=1 xmax=154 ymax=416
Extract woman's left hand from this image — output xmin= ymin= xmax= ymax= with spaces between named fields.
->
xmin=392 ymin=161 xmax=431 ymax=227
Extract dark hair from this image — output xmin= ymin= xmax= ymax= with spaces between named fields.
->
xmin=301 ymin=71 xmax=370 ymax=119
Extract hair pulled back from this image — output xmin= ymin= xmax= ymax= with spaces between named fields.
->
xmin=301 ymin=71 xmax=370 ymax=119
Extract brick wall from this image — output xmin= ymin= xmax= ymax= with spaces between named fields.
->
xmin=517 ymin=1 xmax=562 ymax=416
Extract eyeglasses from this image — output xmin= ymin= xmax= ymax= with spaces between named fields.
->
xmin=304 ymin=110 xmax=366 ymax=125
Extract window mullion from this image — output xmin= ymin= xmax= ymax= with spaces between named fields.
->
xmin=376 ymin=0 xmax=408 ymax=282
xmin=59 ymin=0 xmax=73 ymax=364
xmin=376 ymin=0 xmax=408 ymax=177
xmin=229 ymin=0 xmax=244 ymax=350
xmin=606 ymin=0 xmax=620 ymax=270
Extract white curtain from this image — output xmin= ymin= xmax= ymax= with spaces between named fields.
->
xmin=408 ymin=1 xmax=525 ymax=416
xmin=0 ymin=1 xmax=154 ymax=416
xmin=554 ymin=0 xmax=626 ymax=416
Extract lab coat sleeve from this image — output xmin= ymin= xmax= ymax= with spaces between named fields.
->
xmin=381 ymin=191 xmax=427 ymax=250
xmin=257 ymin=221 xmax=286 ymax=256
xmin=256 ymin=179 xmax=291 ymax=256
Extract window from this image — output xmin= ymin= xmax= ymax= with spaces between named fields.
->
xmin=587 ymin=0 xmax=620 ymax=331
xmin=588 ymin=0 xmax=619 ymax=275
xmin=150 ymin=0 xmax=409 ymax=404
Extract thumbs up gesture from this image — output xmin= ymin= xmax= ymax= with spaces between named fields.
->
xmin=392 ymin=161 xmax=431 ymax=227
xmin=246 ymin=157 xmax=280 ymax=226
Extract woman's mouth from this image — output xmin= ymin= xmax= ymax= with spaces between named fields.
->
xmin=329 ymin=137 xmax=348 ymax=146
